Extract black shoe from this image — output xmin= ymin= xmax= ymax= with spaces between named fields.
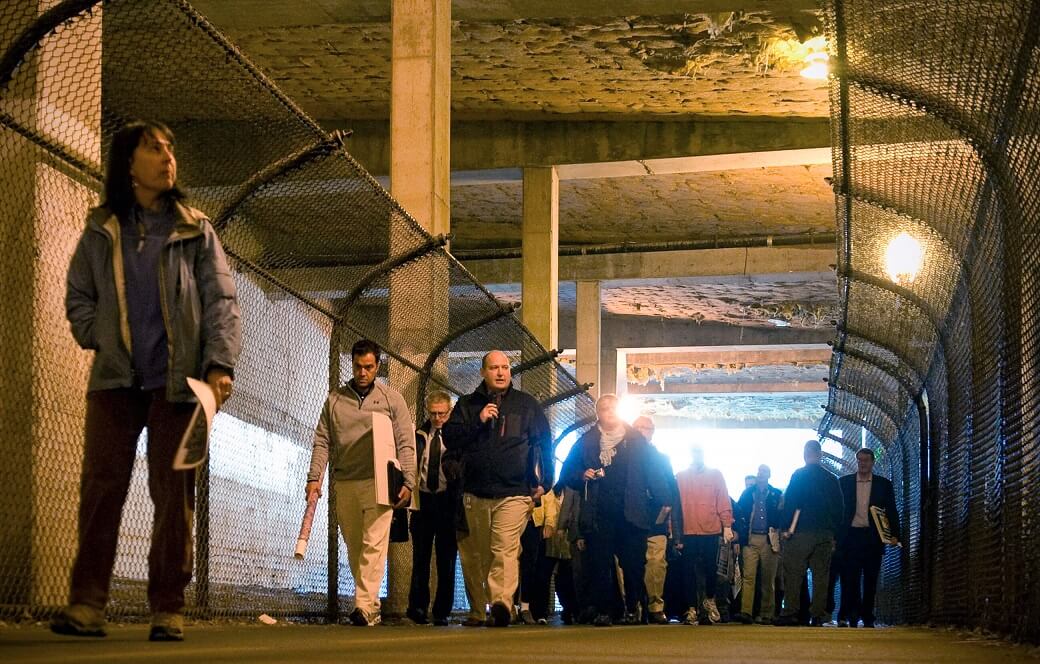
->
xmin=619 ymin=612 xmax=639 ymax=625
xmin=736 ymin=612 xmax=753 ymax=624
xmin=862 ymin=620 xmax=876 ymax=628
xmin=809 ymin=617 xmax=827 ymax=627
xmin=518 ymin=608 xmax=537 ymax=625
xmin=406 ymin=607 xmax=429 ymax=625
xmin=432 ymin=616 xmax=449 ymax=626
xmin=561 ymin=611 xmax=574 ymax=625
xmin=462 ymin=616 xmax=484 ymax=627
xmin=490 ymin=602 xmax=511 ymax=627
xmin=649 ymin=611 xmax=669 ymax=625
xmin=593 ymin=613 xmax=612 ymax=627
xmin=773 ymin=614 xmax=800 ymax=626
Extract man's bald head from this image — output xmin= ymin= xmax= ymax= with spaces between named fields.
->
xmin=481 ymin=350 xmax=512 ymax=393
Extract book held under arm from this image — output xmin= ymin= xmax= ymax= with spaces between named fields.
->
xmin=869 ymin=505 xmax=900 ymax=546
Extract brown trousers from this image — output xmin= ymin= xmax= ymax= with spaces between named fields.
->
xmin=69 ymin=388 xmax=196 ymax=613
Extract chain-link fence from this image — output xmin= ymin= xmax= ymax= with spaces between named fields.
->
xmin=0 ymin=0 xmax=595 ymax=622
xmin=820 ymin=0 xmax=1040 ymax=641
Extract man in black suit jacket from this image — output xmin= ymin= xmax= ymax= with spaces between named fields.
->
xmin=837 ymin=448 xmax=901 ymax=628
xmin=407 ymin=391 xmax=459 ymax=626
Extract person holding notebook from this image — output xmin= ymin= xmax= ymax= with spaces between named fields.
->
xmin=306 ymin=339 xmax=415 ymax=626
xmin=836 ymin=447 xmax=901 ymax=628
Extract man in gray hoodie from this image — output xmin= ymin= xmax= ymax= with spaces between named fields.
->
xmin=306 ymin=339 xmax=415 ymax=626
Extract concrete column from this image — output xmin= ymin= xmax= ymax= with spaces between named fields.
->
xmin=521 ymin=167 xmax=559 ymax=350
xmin=0 ymin=2 xmax=100 ymax=608
xmin=386 ymin=0 xmax=451 ymax=618
xmin=390 ymin=0 xmax=450 ymax=240
xmin=576 ymin=281 xmax=601 ymax=399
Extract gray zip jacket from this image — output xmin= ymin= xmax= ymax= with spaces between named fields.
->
xmin=308 ymin=381 xmax=416 ymax=490
xmin=65 ymin=202 xmax=241 ymax=402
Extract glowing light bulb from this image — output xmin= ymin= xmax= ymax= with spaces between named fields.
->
xmin=800 ymin=51 xmax=829 ymax=80
xmin=885 ymin=232 xmax=924 ymax=285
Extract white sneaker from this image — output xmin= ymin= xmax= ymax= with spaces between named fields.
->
xmin=683 ymin=608 xmax=699 ymax=625
xmin=703 ymin=598 xmax=721 ymax=624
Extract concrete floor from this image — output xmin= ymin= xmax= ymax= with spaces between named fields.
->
xmin=2 ymin=622 xmax=1038 ymax=664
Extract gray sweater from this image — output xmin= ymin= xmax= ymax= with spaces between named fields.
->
xmin=308 ymin=380 xmax=416 ymax=489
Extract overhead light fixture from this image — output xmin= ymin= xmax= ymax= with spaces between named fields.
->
xmin=885 ymin=232 xmax=924 ymax=285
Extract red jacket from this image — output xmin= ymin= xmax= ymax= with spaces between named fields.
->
xmin=675 ymin=467 xmax=733 ymax=536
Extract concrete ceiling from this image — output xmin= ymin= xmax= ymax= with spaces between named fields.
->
xmin=188 ymin=0 xmax=838 ymax=340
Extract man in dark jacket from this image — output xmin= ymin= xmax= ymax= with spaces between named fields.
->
xmin=407 ymin=391 xmax=459 ymax=626
xmin=561 ymin=395 xmax=669 ymax=626
xmin=733 ymin=464 xmax=783 ymax=624
xmin=443 ymin=350 xmax=552 ymax=627
xmin=633 ymin=415 xmax=679 ymax=625
xmin=775 ymin=440 xmax=844 ymax=627
xmin=837 ymin=448 xmax=901 ymax=628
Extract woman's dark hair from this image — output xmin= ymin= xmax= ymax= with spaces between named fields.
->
xmin=103 ymin=120 xmax=185 ymax=220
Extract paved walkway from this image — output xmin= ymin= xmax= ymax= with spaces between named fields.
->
xmin=2 ymin=621 xmax=1037 ymax=663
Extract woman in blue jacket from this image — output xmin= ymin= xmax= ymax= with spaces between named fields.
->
xmin=52 ymin=120 xmax=241 ymax=642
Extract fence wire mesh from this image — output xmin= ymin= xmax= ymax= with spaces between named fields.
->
xmin=0 ymin=0 xmax=594 ymax=621
xmin=821 ymin=0 xmax=1040 ymax=641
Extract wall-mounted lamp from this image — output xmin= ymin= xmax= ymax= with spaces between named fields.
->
xmin=885 ymin=232 xmax=924 ymax=285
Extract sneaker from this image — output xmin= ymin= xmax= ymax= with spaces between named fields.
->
xmin=490 ymin=602 xmax=511 ymax=627
xmin=536 ymin=617 xmax=548 ymax=625
xmin=432 ymin=616 xmax=450 ymax=626
xmin=736 ymin=612 xmax=753 ymax=624
xmin=649 ymin=611 xmax=669 ymax=625
xmin=349 ymin=607 xmax=370 ymax=626
xmin=148 ymin=612 xmax=184 ymax=642
xmin=837 ymin=619 xmax=850 ymax=628
xmin=702 ymin=598 xmax=721 ymax=624
xmin=592 ymin=613 xmax=612 ymax=627
xmin=518 ymin=608 xmax=537 ymax=625
xmin=682 ymin=608 xmax=699 ymax=625
xmin=50 ymin=604 xmax=107 ymax=638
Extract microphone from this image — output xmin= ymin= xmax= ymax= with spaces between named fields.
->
xmin=490 ymin=393 xmax=502 ymax=432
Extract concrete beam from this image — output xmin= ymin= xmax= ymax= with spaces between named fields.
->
xmin=335 ymin=117 xmax=831 ymax=176
xmin=625 ymin=343 xmax=832 ymax=366
xmin=556 ymin=147 xmax=832 ymax=180
xmin=191 ymin=1 xmax=821 ymax=28
xmin=463 ymin=245 xmax=836 ymax=284
xmin=627 ymin=381 xmax=827 ymax=394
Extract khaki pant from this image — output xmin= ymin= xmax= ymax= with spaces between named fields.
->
xmin=644 ymin=534 xmax=668 ymax=613
xmin=335 ymin=478 xmax=393 ymax=617
xmin=781 ymin=530 xmax=834 ymax=620
xmin=741 ymin=533 xmax=779 ymax=618
xmin=457 ymin=493 xmax=531 ymax=619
